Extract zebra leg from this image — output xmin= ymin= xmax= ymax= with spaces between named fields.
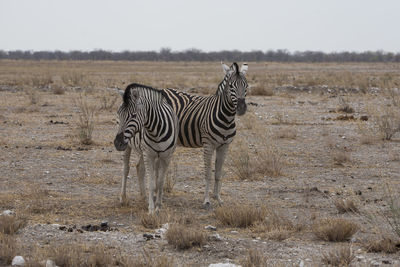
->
xmin=154 ymin=158 xmax=160 ymax=203
xmin=120 ymin=145 xmax=132 ymax=205
xmin=143 ymin=153 xmax=156 ymax=214
xmin=136 ymin=154 xmax=146 ymax=199
xmin=203 ymin=142 xmax=214 ymax=209
xmin=155 ymin=157 xmax=169 ymax=211
xmin=214 ymin=144 xmax=229 ymax=205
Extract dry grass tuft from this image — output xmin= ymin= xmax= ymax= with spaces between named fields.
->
xmin=332 ymin=148 xmax=350 ymax=166
xmin=0 ymin=215 xmax=27 ymax=235
xmin=275 ymin=127 xmax=297 ymax=139
xmin=250 ymin=85 xmax=274 ymax=96
xmin=99 ymin=94 xmax=119 ymax=112
xmin=21 ymin=186 xmax=55 ymax=214
xmin=29 ymin=243 xmax=114 ymax=267
xmin=364 ymin=237 xmax=399 ymax=253
xmin=239 ymin=249 xmax=269 ymax=267
xmin=52 ymin=85 xmax=65 ymax=95
xmin=166 ymin=223 xmax=206 ymax=250
xmin=118 ymin=250 xmax=175 ymax=267
xmin=62 ymin=71 xmax=85 ymax=87
xmin=215 ymin=203 xmax=266 ymax=228
xmin=321 ymin=245 xmax=355 ymax=267
xmin=334 ymin=198 xmax=359 ymax=213
xmin=337 ymin=96 xmax=354 ymax=113
xmin=0 ymin=234 xmax=17 ymax=266
xmin=140 ymin=210 xmax=170 ymax=229
xmin=74 ymin=94 xmax=96 ymax=145
xmin=25 ymin=88 xmax=40 ymax=105
xmin=313 ymin=218 xmax=359 ymax=242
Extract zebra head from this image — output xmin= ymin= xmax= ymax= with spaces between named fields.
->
xmin=114 ymin=88 xmax=143 ymax=151
xmin=222 ymin=62 xmax=249 ymax=116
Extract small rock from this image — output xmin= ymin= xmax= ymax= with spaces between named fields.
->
xmin=209 ymin=264 xmax=239 ymax=267
xmin=12 ymin=256 xmax=25 ymax=266
xmin=230 ymin=231 xmax=238 ymax=234
xmin=210 ymin=233 xmax=222 ymax=241
xmin=205 ymin=225 xmax=217 ymax=231
xmin=2 ymin=210 xmax=15 ymax=216
xmin=46 ymin=259 xmax=58 ymax=267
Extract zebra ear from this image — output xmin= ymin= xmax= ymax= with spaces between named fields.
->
xmin=240 ymin=63 xmax=248 ymax=75
xmin=221 ymin=62 xmax=230 ymax=74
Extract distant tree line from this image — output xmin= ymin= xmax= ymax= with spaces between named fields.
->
xmin=1 ymin=48 xmax=400 ymax=62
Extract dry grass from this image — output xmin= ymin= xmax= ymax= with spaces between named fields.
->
xmin=275 ymin=127 xmax=297 ymax=139
xmin=364 ymin=237 xmax=399 ymax=253
xmin=118 ymin=250 xmax=175 ymax=267
xmin=321 ymin=245 xmax=355 ymax=267
xmin=337 ymin=96 xmax=354 ymax=113
xmin=312 ymin=218 xmax=359 ymax=242
xmin=0 ymin=234 xmax=17 ymax=266
xmin=28 ymin=243 xmax=114 ymax=267
xmin=74 ymin=94 xmax=96 ymax=145
xmin=375 ymin=108 xmax=400 ymax=140
xmin=25 ymin=88 xmax=40 ymax=105
xmin=332 ymin=148 xmax=350 ymax=166
xmin=215 ymin=203 xmax=266 ymax=228
xmin=239 ymin=249 xmax=269 ymax=267
xmin=99 ymin=93 xmax=119 ymax=112
xmin=333 ymin=198 xmax=359 ymax=213
xmin=0 ymin=215 xmax=27 ymax=235
xmin=166 ymin=223 xmax=206 ymax=250
xmin=52 ymin=85 xmax=65 ymax=95
xmin=61 ymin=71 xmax=85 ymax=87
xmin=250 ymin=85 xmax=274 ymax=96
xmin=20 ymin=185 xmax=55 ymax=214
xmin=163 ymin=163 xmax=177 ymax=194
xmin=140 ymin=210 xmax=170 ymax=229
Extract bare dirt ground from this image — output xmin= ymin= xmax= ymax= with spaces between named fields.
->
xmin=0 ymin=61 xmax=400 ymax=266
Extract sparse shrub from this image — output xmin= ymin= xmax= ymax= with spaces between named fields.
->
xmin=52 ymin=85 xmax=65 ymax=95
xmin=334 ymin=198 xmax=359 ymax=213
xmin=99 ymin=94 xmax=118 ymax=112
xmin=321 ymin=245 xmax=355 ymax=266
xmin=30 ymin=74 xmax=53 ymax=88
xmin=62 ymin=71 xmax=85 ymax=87
xmin=166 ymin=223 xmax=206 ymax=250
xmin=74 ymin=94 xmax=96 ymax=145
xmin=215 ymin=203 xmax=266 ymax=228
xmin=25 ymin=88 xmax=40 ymax=105
xmin=364 ymin=237 xmax=399 ymax=253
xmin=239 ymin=249 xmax=269 ymax=267
xmin=0 ymin=234 xmax=16 ymax=266
xmin=337 ymin=96 xmax=354 ymax=113
xmin=384 ymin=87 xmax=400 ymax=107
xmin=0 ymin=215 xmax=26 ymax=235
xmin=117 ymin=250 xmax=175 ymax=267
xmin=30 ymin=243 xmax=114 ymax=267
xmin=385 ymin=190 xmax=400 ymax=238
xmin=140 ymin=210 xmax=170 ymax=229
xmin=332 ymin=148 xmax=350 ymax=166
xmin=256 ymin=147 xmax=284 ymax=177
xmin=313 ymin=218 xmax=359 ymax=242
xmin=374 ymin=106 xmax=400 ymax=140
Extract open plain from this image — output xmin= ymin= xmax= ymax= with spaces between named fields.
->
xmin=1 ymin=60 xmax=400 ymax=266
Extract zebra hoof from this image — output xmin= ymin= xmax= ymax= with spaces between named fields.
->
xmin=203 ymin=202 xmax=211 ymax=210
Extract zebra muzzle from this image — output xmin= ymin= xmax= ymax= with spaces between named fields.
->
xmin=236 ymin=98 xmax=247 ymax=116
xmin=114 ymin=132 xmax=128 ymax=151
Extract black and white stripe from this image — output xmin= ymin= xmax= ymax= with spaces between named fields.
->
xmin=114 ymin=83 xmax=178 ymax=213
xmin=162 ymin=62 xmax=249 ymax=207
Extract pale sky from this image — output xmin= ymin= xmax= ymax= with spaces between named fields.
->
xmin=1 ymin=0 xmax=399 ymax=52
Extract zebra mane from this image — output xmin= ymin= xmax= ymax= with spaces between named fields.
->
xmin=123 ymin=83 xmax=172 ymax=106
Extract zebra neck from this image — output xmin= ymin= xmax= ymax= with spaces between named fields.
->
xmin=216 ymin=80 xmax=236 ymax=117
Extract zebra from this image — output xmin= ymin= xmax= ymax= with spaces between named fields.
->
xmin=114 ymin=83 xmax=178 ymax=214
xmin=162 ymin=62 xmax=249 ymax=208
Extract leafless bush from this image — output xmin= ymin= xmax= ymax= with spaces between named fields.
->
xmin=375 ymin=106 xmax=400 ymax=140
xmin=215 ymin=203 xmax=266 ymax=228
xmin=337 ymin=96 xmax=354 ymax=113
xmin=30 ymin=74 xmax=53 ymax=88
xmin=0 ymin=215 xmax=26 ymax=235
xmin=74 ymin=94 xmax=96 ymax=145
xmin=62 ymin=71 xmax=85 ymax=87
xmin=384 ymin=189 xmax=400 ymax=238
xmin=334 ymin=198 xmax=359 ymax=213
xmin=313 ymin=218 xmax=359 ymax=242
xmin=239 ymin=249 xmax=269 ymax=267
xmin=99 ymin=94 xmax=118 ymax=112
xmin=0 ymin=234 xmax=16 ymax=266
xmin=321 ymin=245 xmax=355 ymax=266
xmin=364 ymin=237 xmax=399 ymax=253
xmin=166 ymin=223 xmax=206 ymax=250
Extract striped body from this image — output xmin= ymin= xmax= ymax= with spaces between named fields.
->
xmin=114 ymin=83 xmax=178 ymax=213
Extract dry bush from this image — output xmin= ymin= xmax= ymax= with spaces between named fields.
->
xmin=357 ymin=122 xmax=377 ymax=145
xmin=332 ymin=148 xmax=350 ymax=166
xmin=21 ymin=186 xmax=55 ymax=214
xmin=334 ymin=198 xmax=359 ymax=213
xmin=312 ymin=218 xmax=359 ymax=242
xmin=52 ymin=85 xmax=65 ymax=95
xmin=0 ymin=234 xmax=16 ymax=266
xmin=384 ymin=87 xmax=400 ymax=107
xmin=166 ymin=223 xmax=206 ymax=250
xmin=140 ymin=210 xmax=170 ymax=229
xmin=321 ymin=245 xmax=355 ymax=267
xmin=74 ymin=94 xmax=96 ymax=145
xmin=118 ymin=250 xmax=174 ymax=267
xmin=25 ymin=88 xmax=40 ymax=105
xmin=239 ymin=249 xmax=269 ymax=267
xmin=29 ymin=243 xmax=114 ymax=267
xmin=375 ymin=107 xmax=400 ymax=140
xmin=364 ymin=237 xmax=399 ymax=253
xmin=384 ymin=190 xmax=400 ymax=238
xmin=275 ymin=127 xmax=297 ymax=139
xmin=250 ymin=85 xmax=274 ymax=96
xmin=0 ymin=215 xmax=27 ymax=235
xmin=215 ymin=203 xmax=266 ymax=228
xmin=62 ymin=71 xmax=85 ymax=87
xmin=256 ymin=147 xmax=284 ymax=177
xmin=30 ymin=74 xmax=53 ymax=88
xmin=99 ymin=94 xmax=118 ymax=112
xmin=337 ymin=96 xmax=354 ymax=113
